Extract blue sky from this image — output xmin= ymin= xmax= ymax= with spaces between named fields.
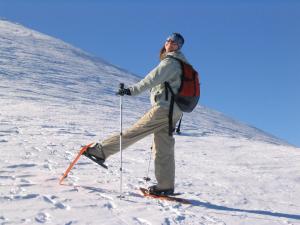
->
xmin=1 ymin=0 xmax=299 ymax=147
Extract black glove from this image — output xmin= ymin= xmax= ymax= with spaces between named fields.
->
xmin=117 ymin=88 xmax=131 ymax=96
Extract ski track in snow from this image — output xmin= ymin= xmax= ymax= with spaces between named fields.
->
xmin=1 ymin=19 xmax=300 ymax=225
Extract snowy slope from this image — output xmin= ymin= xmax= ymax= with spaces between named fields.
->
xmin=1 ymin=19 xmax=300 ymax=225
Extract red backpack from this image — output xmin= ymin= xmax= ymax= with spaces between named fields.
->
xmin=165 ymin=56 xmax=200 ymax=135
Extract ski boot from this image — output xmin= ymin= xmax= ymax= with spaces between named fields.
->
xmin=83 ymin=143 xmax=108 ymax=169
xmin=148 ymin=185 xmax=174 ymax=196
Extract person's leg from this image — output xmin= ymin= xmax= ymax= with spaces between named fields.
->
xmin=153 ymin=110 xmax=182 ymax=190
xmin=99 ymin=106 xmax=172 ymax=159
xmin=153 ymin=126 xmax=175 ymax=190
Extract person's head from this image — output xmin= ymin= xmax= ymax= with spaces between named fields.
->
xmin=165 ymin=33 xmax=184 ymax=51
xmin=160 ymin=32 xmax=184 ymax=60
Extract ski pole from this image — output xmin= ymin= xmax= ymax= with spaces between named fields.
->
xmin=119 ymin=83 xmax=124 ymax=199
xmin=143 ymin=145 xmax=153 ymax=182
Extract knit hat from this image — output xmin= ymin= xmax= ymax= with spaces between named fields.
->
xmin=167 ymin=33 xmax=184 ymax=49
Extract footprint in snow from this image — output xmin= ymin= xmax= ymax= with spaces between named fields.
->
xmin=202 ymin=215 xmax=226 ymax=225
xmin=16 ymin=193 xmax=40 ymax=200
xmin=65 ymin=221 xmax=76 ymax=225
xmin=0 ymin=175 xmax=16 ymax=180
xmin=43 ymin=163 xmax=53 ymax=171
xmin=55 ymin=201 xmax=70 ymax=210
xmin=33 ymin=147 xmax=42 ymax=152
xmin=0 ymin=216 xmax=6 ymax=221
xmin=15 ymin=176 xmax=35 ymax=187
xmin=35 ymin=212 xmax=51 ymax=223
xmin=103 ymin=201 xmax=116 ymax=210
xmin=20 ymin=178 xmax=31 ymax=183
xmin=42 ymin=195 xmax=71 ymax=210
xmin=132 ymin=217 xmax=152 ymax=225
xmin=7 ymin=163 xmax=37 ymax=169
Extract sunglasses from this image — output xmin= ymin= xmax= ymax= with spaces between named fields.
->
xmin=166 ymin=39 xmax=178 ymax=45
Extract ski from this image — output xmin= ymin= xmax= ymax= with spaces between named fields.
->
xmin=139 ymin=187 xmax=191 ymax=204
xmin=59 ymin=143 xmax=108 ymax=185
xmin=82 ymin=151 xmax=108 ymax=169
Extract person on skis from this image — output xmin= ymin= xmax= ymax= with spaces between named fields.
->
xmin=84 ymin=33 xmax=188 ymax=195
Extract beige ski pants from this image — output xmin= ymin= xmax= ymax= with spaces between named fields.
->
xmin=101 ymin=105 xmax=182 ymax=189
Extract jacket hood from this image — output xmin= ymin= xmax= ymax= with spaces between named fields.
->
xmin=164 ymin=51 xmax=189 ymax=64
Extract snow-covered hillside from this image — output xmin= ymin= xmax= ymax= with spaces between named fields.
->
xmin=1 ymin=19 xmax=300 ymax=225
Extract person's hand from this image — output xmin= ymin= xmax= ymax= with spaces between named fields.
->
xmin=117 ymin=88 xmax=131 ymax=96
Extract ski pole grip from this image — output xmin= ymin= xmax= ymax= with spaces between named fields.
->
xmin=116 ymin=83 xmax=125 ymax=95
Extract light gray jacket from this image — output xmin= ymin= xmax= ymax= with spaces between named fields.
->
xmin=129 ymin=51 xmax=189 ymax=112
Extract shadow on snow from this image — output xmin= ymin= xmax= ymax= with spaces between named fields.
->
xmin=189 ymin=199 xmax=300 ymax=221
xmin=78 ymin=185 xmax=300 ymax=221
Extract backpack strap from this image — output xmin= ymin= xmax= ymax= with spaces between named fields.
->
xmin=164 ymin=56 xmax=185 ymax=136
xmin=165 ymin=82 xmax=175 ymax=136
xmin=176 ymin=114 xmax=183 ymax=134
xmin=164 ymin=86 xmax=183 ymax=136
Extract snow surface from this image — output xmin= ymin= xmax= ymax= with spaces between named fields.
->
xmin=1 ymin=19 xmax=300 ymax=225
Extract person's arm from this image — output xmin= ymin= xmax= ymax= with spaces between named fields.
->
xmin=129 ymin=58 xmax=176 ymax=96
